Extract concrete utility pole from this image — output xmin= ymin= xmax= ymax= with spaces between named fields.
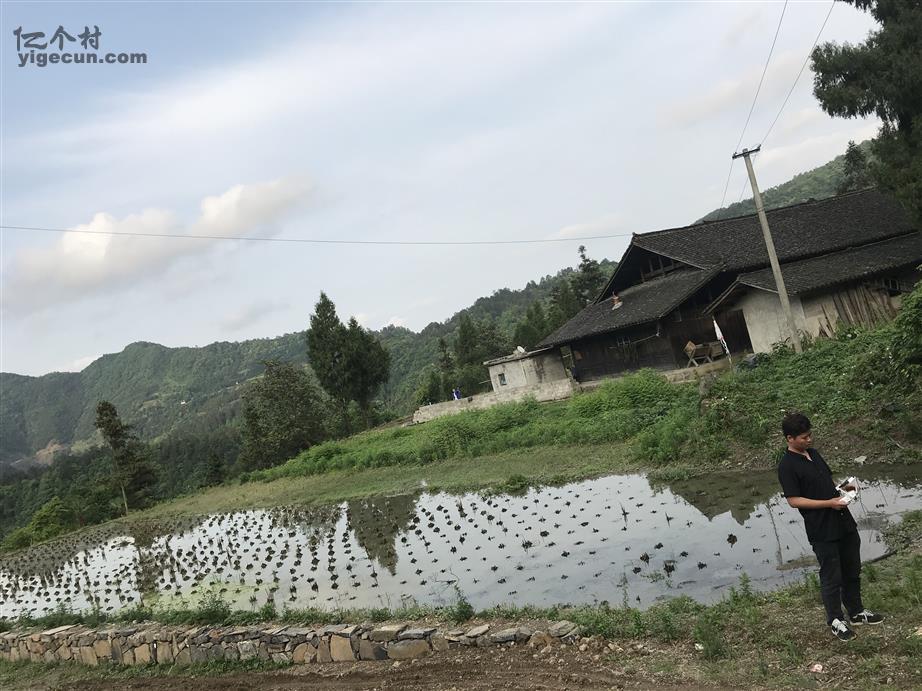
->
xmin=733 ymin=146 xmax=802 ymax=353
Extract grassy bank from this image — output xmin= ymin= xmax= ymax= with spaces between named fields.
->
xmin=136 ymin=442 xmax=634 ymax=519
xmin=3 ymin=512 xmax=921 ymax=689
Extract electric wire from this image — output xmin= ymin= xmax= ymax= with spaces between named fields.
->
xmin=0 ymin=224 xmax=635 ymax=246
xmin=715 ymin=0 xmax=789 ymax=221
xmin=760 ymin=0 xmax=836 ymax=147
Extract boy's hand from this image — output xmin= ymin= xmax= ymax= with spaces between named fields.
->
xmin=828 ymin=497 xmax=850 ymax=509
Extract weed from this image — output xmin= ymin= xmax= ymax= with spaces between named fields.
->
xmin=693 ymin=609 xmax=725 ymax=660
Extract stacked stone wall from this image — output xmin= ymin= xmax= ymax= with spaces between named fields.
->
xmin=0 ymin=620 xmax=585 ymax=667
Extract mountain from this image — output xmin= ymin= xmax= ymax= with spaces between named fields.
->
xmin=698 ymin=140 xmax=873 ymax=222
xmin=0 ymin=261 xmax=614 ymax=470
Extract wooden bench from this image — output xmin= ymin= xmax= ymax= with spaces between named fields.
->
xmin=684 ymin=340 xmax=725 ymax=367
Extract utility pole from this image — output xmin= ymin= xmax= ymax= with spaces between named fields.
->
xmin=733 ymin=146 xmax=802 ymax=353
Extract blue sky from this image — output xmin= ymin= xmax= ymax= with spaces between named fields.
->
xmin=1 ymin=1 xmax=879 ymax=376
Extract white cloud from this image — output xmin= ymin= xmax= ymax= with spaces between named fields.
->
xmin=2 ymin=177 xmax=312 ymax=315
xmin=384 ymin=316 xmax=407 ymax=328
xmin=352 ymin=313 xmax=369 ymax=327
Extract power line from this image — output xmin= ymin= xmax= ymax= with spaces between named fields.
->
xmin=760 ymin=0 xmax=836 ymax=147
xmin=722 ymin=1 xmax=836 ymax=216
xmin=735 ymin=0 xmax=789 ymax=154
xmin=716 ymin=0 xmax=789 ymax=220
xmin=0 ymin=223 xmax=635 ymax=246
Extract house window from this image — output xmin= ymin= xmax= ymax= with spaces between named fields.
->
xmin=498 ymin=372 xmax=507 ymax=386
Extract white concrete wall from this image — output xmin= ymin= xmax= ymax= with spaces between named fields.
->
xmin=741 ymin=284 xmax=909 ymax=353
xmin=739 ymin=291 xmax=808 ymax=353
xmin=413 ymin=379 xmax=576 ymax=424
xmin=487 ymin=352 xmax=567 ymax=392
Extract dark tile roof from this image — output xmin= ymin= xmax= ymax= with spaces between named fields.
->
xmin=631 ymin=190 xmax=914 ymax=271
xmin=735 ymin=232 xmax=922 ymax=295
xmin=483 ymin=346 xmax=553 ymax=366
xmin=537 ymin=268 xmax=717 ymax=348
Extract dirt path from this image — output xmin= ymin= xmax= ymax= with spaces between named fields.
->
xmin=20 ymin=646 xmax=725 ymax=691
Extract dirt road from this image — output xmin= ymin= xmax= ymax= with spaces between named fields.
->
xmin=19 ymin=645 xmax=720 ymax=691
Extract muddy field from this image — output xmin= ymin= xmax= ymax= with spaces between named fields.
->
xmin=3 ymin=465 xmax=921 ymax=620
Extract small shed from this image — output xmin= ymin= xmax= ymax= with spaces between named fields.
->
xmin=483 ymin=347 xmax=569 ymax=392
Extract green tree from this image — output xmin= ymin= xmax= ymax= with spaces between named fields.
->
xmin=837 ymin=140 xmax=873 ymax=193
xmin=94 ymin=401 xmax=157 ymax=515
xmin=474 ymin=318 xmax=510 ymax=364
xmin=454 ymin=313 xmax=480 ymax=367
xmin=546 ymin=278 xmax=582 ymax=333
xmin=306 ymin=293 xmax=350 ymax=431
xmin=414 ymin=368 xmax=443 ymax=406
xmin=26 ymin=496 xmax=75 ymax=543
xmin=342 ymin=317 xmax=391 ymax=427
xmin=239 ymin=361 xmax=328 ymax=471
xmin=513 ymin=302 xmax=548 ymax=350
xmin=811 ymin=1 xmax=922 ymax=219
xmin=201 ymin=451 xmax=226 ymax=486
xmin=571 ymin=245 xmax=607 ymax=307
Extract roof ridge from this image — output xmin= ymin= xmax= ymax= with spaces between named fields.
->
xmin=738 ymin=230 xmax=922 ymax=278
xmin=636 ymin=188 xmax=881 ymax=239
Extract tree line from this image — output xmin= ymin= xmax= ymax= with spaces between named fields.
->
xmin=0 ymin=293 xmax=391 ymax=549
xmin=414 ymin=245 xmax=607 ymax=405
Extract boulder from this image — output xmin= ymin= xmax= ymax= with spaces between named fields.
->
xmin=387 ymin=639 xmax=430 ymax=660
xmin=133 ymin=643 xmax=152 ymax=665
xmin=369 ymin=624 xmax=407 ymax=642
xmin=548 ymin=620 xmax=578 ymax=638
xmin=465 ymin=624 xmax=490 ymax=638
xmin=330 ymin=635 xmax=355 ymax=661
xmin=292 ymin=642 xmax=317 ymax=664
xmin=489 ymin=628 xmax=519 ymax=644
xmin=398 ymin=627 xmax=436 ymax=640
xmin=317 ymin=639 xmax=332 ymax=663
xmin=237 ymin=640 xmax=257 ymax=661
xmin=358 ymin=639 xmax=388 ymax=661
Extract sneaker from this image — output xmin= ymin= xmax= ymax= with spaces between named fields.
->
xmin=830 ymin=618 xmax=857 ymax=641
xmin=850 ymin=609 xmax=884 ymax=625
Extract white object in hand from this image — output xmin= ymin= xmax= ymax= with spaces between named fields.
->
xmin=837 ymin=476 xmax=859 ymax=504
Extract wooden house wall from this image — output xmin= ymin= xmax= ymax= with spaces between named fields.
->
xmin=569 ymin=323 xmax=678 ymax=381
xmin=663 ymin=309 xmax=751 ymax=362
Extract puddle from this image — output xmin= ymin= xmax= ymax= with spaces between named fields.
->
xmin=2 ymin=464 xmax=921 ymax=619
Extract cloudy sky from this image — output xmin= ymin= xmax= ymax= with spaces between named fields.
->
xmin=1 ymin=1 xmax=880 ymax=376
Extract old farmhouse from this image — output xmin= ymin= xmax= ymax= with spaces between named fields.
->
xmin=537 ymin=189 xmax=921 ymax=382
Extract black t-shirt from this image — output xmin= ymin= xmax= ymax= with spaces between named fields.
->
xmin=777 ymin=447 xmax=857 ymax=543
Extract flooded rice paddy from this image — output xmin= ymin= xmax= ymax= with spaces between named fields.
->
xmin=2 ymin=464 xmax=921 ymax=619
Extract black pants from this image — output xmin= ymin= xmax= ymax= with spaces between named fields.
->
xmin=811 ymin=530 xmax=864 ymax=625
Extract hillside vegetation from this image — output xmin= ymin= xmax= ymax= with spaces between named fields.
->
xmin=0 ymin=260 xmax=615 ymax=471
xmin=699 ymin=140 xmax=873 ymax=222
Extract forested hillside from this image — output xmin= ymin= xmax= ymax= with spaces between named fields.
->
xmin=0 ymin=260 xmax=614 ymax=470
xmin=699 ymin=140 xmax=873 ymax=222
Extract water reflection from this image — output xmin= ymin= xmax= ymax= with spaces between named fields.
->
xmin=2 ymin=464 xmax=920 ymax=619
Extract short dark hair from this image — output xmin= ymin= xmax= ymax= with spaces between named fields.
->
xmin=782 ymin=412 xmax=811 ymax=439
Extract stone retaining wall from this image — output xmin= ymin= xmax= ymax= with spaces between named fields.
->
xmin=0 ymin=620 xmax=584 ymax=667
xmin=412 ymin=379 xmax=577 ymax=423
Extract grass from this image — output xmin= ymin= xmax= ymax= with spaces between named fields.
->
xmin=129 ymin=441 xmax=636 ymax=520
xmin=0 ymin=657 xmax=290 ymax=687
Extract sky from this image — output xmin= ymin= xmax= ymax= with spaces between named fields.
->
xmin=0 ymin=1 xmax=881 ymax=377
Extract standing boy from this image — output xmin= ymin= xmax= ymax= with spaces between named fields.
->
xmin=777 ymin=412 xmax=884 ymax=641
